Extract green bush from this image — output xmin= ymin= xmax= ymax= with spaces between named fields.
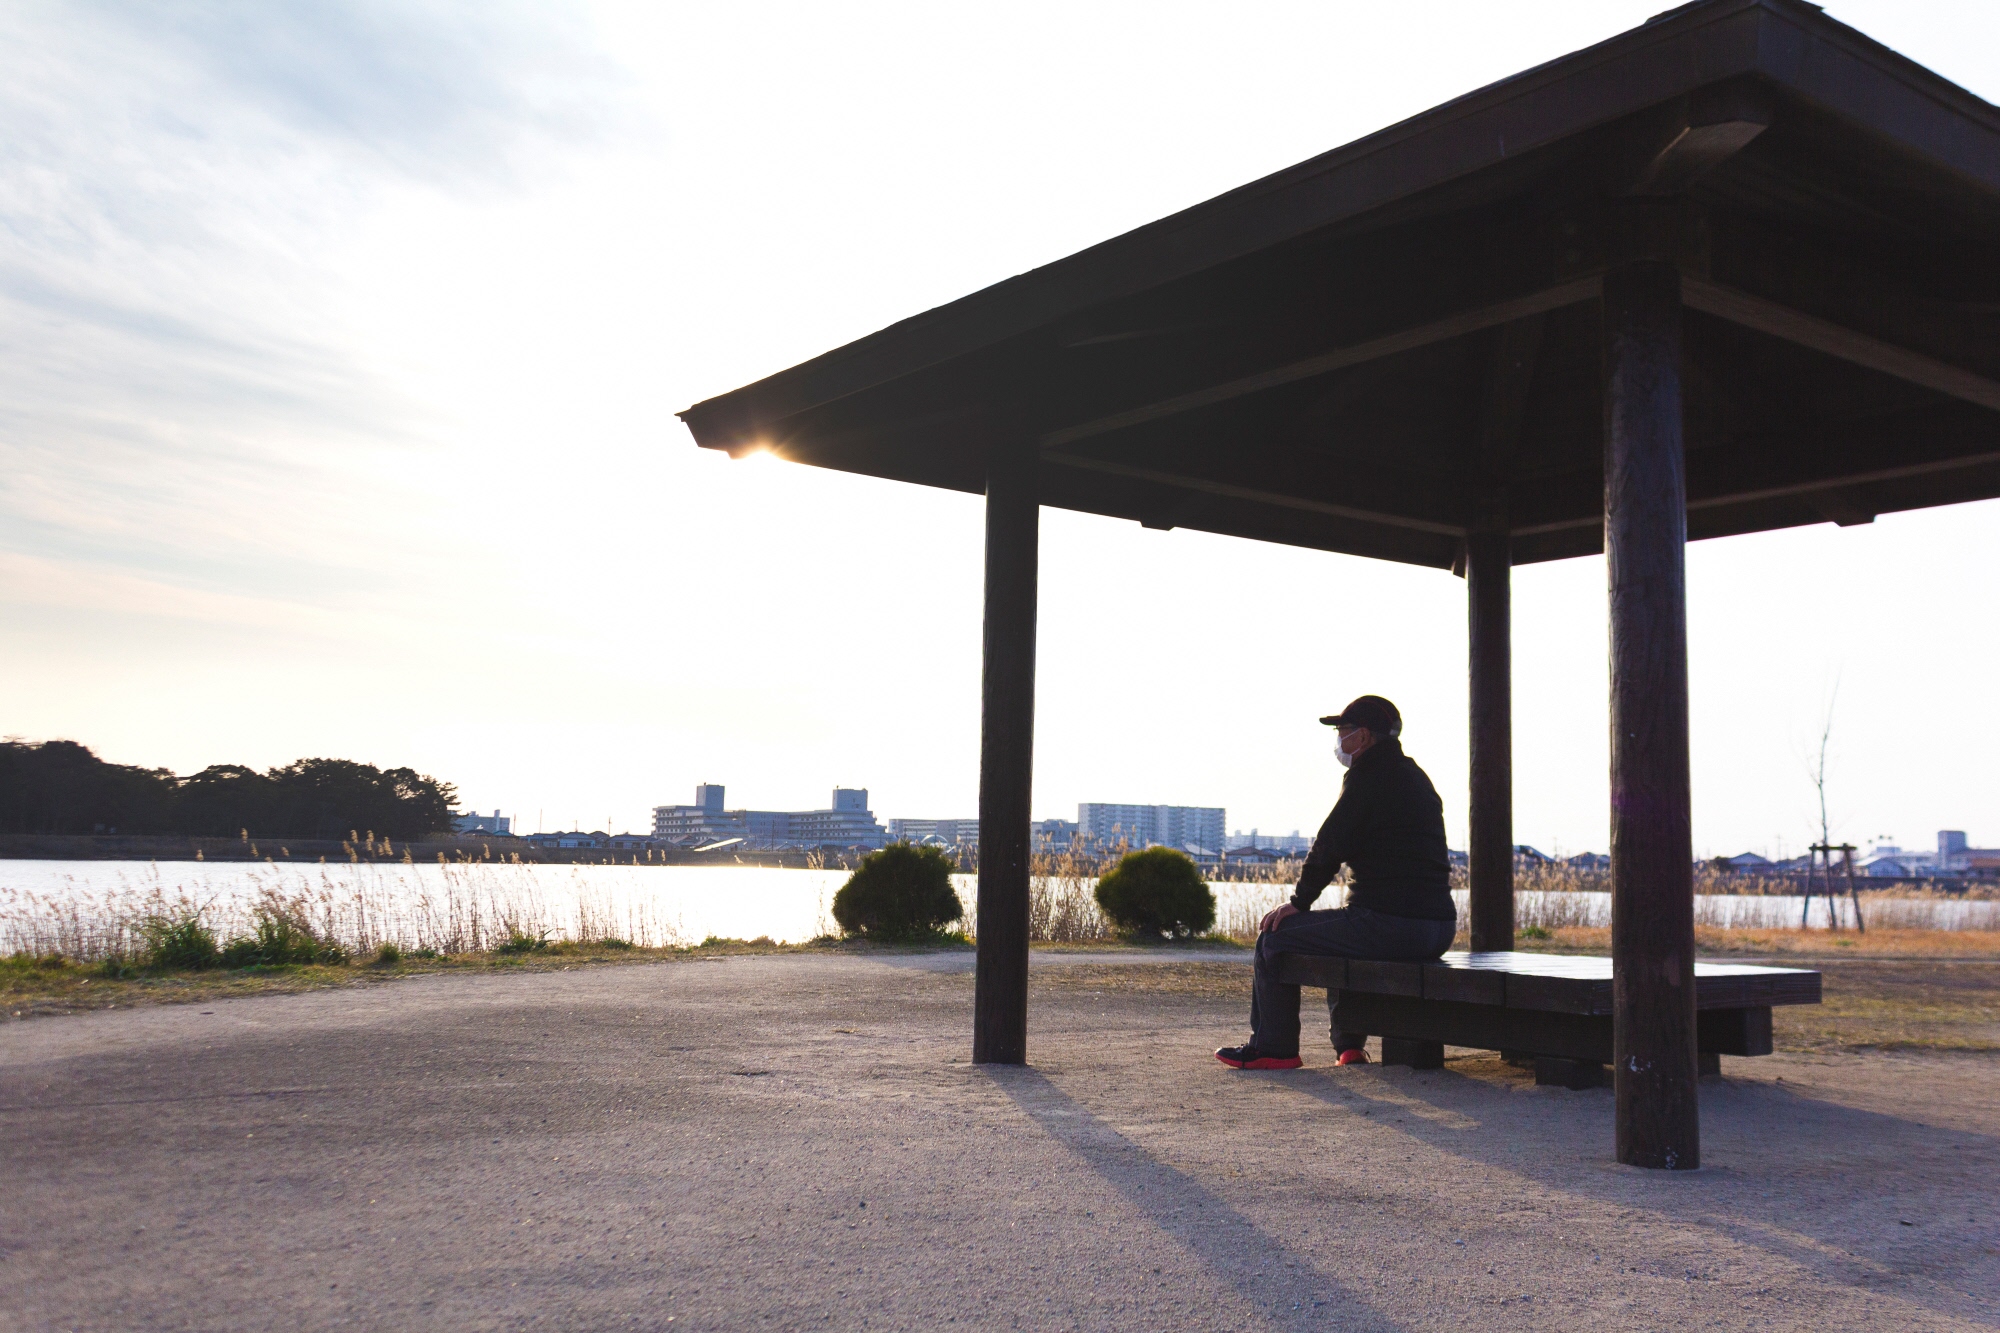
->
xmin=495 ymin=930 xmax=548 ymax=955
xmin=373 ymin=942 xmax=403 ymax=965
xmin=1094 ymin=847 xmax=1216 ymax=940
xmin=141 ymin=911 xmax=221 ymax=971
xmin=832 ymin=842 xmax=963 ymax=942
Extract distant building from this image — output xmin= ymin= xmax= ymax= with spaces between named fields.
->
xmin=1564 ymin=852 xmax=1610 ymax=871
xmin=1077 ymin=803 xmax=1226 ymax=857
xmin=1228 ymin=828 xmax=1311 ymax=854
xmin=652 ymin=784 xmax=887 ymax=850
xmin=888 ymin=818 xmax=978 ymax=847
xmin=453 ymin=809 xmax=512 ymax=836
xmin=524 ymin=830 xmax=606 ymax=850
xmin=1032 ymin=818 xmax=1080 ymax=849
xmin=1858 ymin=829 xmax=2000 ymax=877
xmin=653 ymin=783 xmax=745 ymax=845
xmin=1222 ymin=844 xmax=1291 ymax=870
xmin=1715 ymin=852 xmax=1774 ymax=873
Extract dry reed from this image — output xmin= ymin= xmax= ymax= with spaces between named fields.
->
xmin=0 ymin=862 xmax=693 ymax=962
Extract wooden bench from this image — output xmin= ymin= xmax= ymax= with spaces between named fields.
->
xmin=1273 ymin=950 xmax=1822 ymax=1088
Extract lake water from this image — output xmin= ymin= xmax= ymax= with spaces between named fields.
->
xmin=0 ymin=859 xmax=1991 ymax=957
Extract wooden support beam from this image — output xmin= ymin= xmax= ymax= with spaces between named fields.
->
xmin=1041 ymin=278 xmax=1601 ymax=450
xmin=1465 ymin=318 xmax=1538 ymax=952
xmin=1511 ymin=444 xmax=2000 ymax=541
xmin=1683 ymin=277 xmax=2000 ymax=414
xmin=1466 ymin=532 xmax=1514 ymax=953
xmin=1037 ymin=452 xmax=1467 ymax=537
xmin=974 ymin=434 xmax=1039 ymax=1065
xmin=1603 ymin=259 xmax=1700 ymax=1170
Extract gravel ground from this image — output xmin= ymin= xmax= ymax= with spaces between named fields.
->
xmin=2 ymin=950 xmax=1995 ymax=1331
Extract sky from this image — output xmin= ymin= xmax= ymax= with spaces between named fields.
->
xmin=1 ymin=0 xmax=1996 ymax=858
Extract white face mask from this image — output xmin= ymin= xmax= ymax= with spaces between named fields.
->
xmin=1336 ymin=733 xmax=1357 ymax=768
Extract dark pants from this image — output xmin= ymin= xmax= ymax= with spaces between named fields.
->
xmin=1251 ymin=906 xmax=1457 ymax=1057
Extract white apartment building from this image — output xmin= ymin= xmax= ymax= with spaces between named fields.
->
xmin=1077 ymin=803 xmax=1226 ymax=856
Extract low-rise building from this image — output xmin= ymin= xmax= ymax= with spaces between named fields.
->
xmin=1861 ymin=830 xmax=2000 ymax=878
xmin=523 ymin=830 xmax=606 ymax=850
xmin=1228 ymin=828 xmax=1311 ymax=854
xmin=1032 ymin=818 xmax=1080 ymax=849
xmin=652 ymin=784 xmax=887 ymax=850
xmin=1222 ymin=844 xmax=1293 ymax=870
xmin=452 ymin=809 xmax=512 ymax=836
xmin=888 ymin=818 xmax=978 ymax=847
xmin=653 ymin=783 xmax=745 ymax=845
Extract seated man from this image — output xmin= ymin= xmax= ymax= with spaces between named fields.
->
xmin=1216 ymin=694 xmax=1457 ymax=1070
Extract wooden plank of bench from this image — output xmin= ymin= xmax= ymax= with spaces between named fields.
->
xmin=1422 ymin=962 xmax=1505 ymax=1005
xmin=1333 ymin=994 xmax=1778 ymax=1063
xmin=1686 ymin=964 xmax=1822 ymax=1009
xmin=1274 ymin=950 xmax=1820 ymax=1019
xmin=1346 ymin=958 xmax=1424 ymax=997
xmin=1333 ymin=993 xmax=1617 ymax=1064
xmin=1506 ymin=970 xmax=1614 ymax=1015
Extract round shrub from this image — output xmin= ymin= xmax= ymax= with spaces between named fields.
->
xmin=1094 ymin=847 xmax=1216 ymax=940
xmin=832 ymin=842 xmax=964 ymax=942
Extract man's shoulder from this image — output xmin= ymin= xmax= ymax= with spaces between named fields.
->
xmin=1393 ymin=751 xmax=1442 ymax=793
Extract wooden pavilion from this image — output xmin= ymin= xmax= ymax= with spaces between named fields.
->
xmin=679 ymin=0 xmax=2000 ymax=1169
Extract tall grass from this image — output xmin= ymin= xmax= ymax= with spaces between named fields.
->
xmin=0 ymin=862 xmax=692 ymax=963
xmin=7 ymin=856 xmax=1994 ymax=963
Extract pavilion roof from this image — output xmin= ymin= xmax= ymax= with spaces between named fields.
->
xmin=679 ymin=0 xmax=2000 ymax=568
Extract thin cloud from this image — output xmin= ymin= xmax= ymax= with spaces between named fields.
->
xmin=0 ymin=0 xmax=633 ymax=617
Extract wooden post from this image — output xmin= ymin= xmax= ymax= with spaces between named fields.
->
xmin=1808 ymin=844 xmax=1824 ymax=928
xmin=1466 ymin=531 xmax=1514 ymax=952
xmin=974 ymin=434 xmax=1039 ymax=1064
xmin=1603 ymin=259 xmax=1699 ymax=1170
xmin=1843 ymin=844 xmax=1865 ymax=933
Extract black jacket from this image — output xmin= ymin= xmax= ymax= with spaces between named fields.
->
xmin=1290 ymin=738 xmax=1454 ymax=922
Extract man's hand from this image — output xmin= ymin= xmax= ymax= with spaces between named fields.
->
xmin=1259 ymin=902 xmax=1301 ymax=935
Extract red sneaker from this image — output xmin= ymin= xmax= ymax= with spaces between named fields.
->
xmin=1335 ymin=1048 xmax=1370 ymax=1066
xmin=1215 ymin=1044 xmax=1303 ymax=1070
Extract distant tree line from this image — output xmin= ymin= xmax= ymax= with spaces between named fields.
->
xmin=0 ymin=740 xmax=458 ymax=841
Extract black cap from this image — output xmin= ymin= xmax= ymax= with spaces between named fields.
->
xmin=1319 ymin=695 xmax=1401 ymax=737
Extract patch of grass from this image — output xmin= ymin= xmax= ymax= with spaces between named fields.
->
xmin=2 ymin=940 xmax=717 ymax=1019
xmin=1487 ymin=924 xmax=2000 ymax=959
xmin=1034 ymin=961 xmax=1249 ymax=999
xmin=1774 ymin=959 xmax=2000 ymax=1053
xmin=0 ymin=929 xmax=1019 ymax=1021
xmin=1519 ymin=924 xmax=1553 ymax=941
xmin=373 ymin=942 xmax=402 ymax=965
xmin=494 ymin=930 xmax=549 ymax=956
xmin=219 ymin=908 xmax=345 ymax=969
xmin=141 ymin=912 xmax=221 ymax=971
